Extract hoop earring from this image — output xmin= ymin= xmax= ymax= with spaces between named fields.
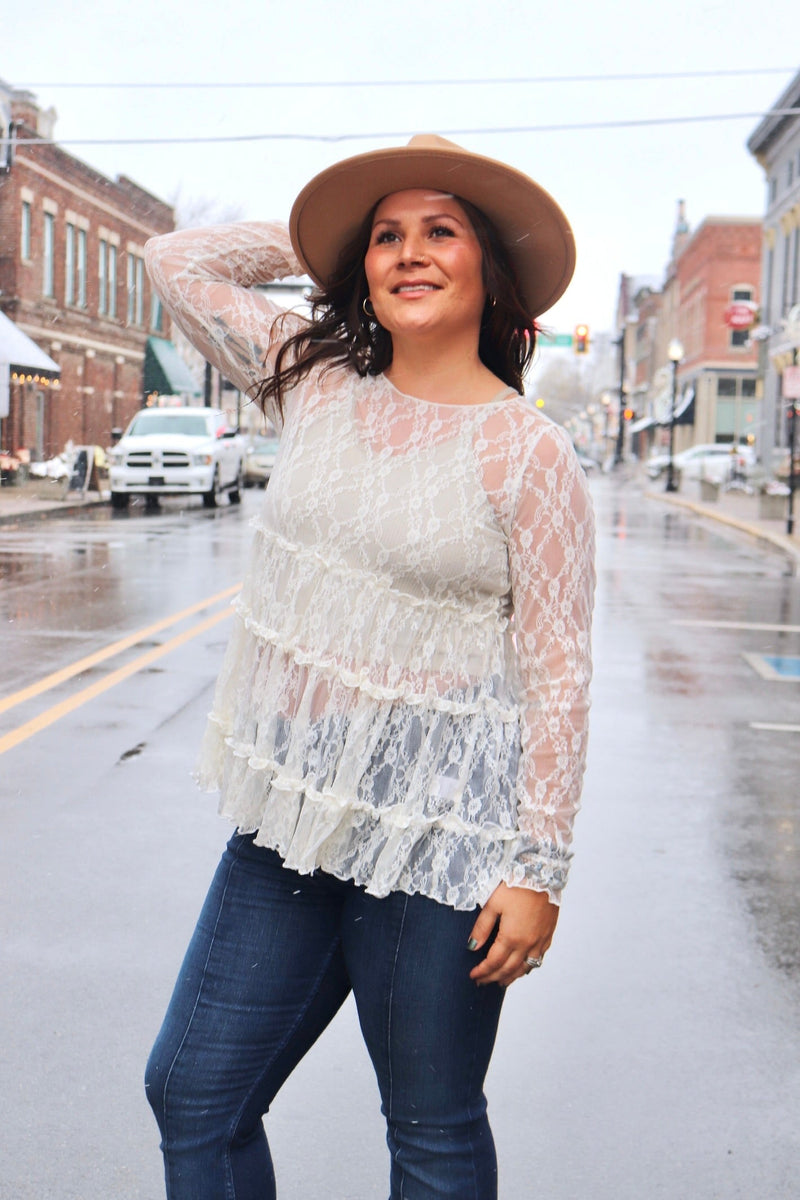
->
xmin=362 ymin=296 xmax=376 ymax=319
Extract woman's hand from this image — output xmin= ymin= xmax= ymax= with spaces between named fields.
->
xmin=467 ymin=883 xmax=559 ymax=987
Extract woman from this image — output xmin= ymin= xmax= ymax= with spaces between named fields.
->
xmin=144 ymin=134 xmax=595 ymax=1200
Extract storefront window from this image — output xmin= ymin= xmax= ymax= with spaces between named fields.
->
xmin=715 ymin=377 xmax=759 ymax=444
xmin=715 ymin=399 xmax=736 ymax=439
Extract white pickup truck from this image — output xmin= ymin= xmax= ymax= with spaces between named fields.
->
xmin=108 ymin=407 xmax=245 ymax=509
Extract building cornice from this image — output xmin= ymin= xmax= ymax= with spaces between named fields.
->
xmin=747 ymin=69 xmax=800 ymax=164
xmin=16 ymin=322 xmax=146 ymax=361
xmin=15 ymin=154 xmax=167 ymax=240
xmin=687 ymin=360 xmax=758 ymax=374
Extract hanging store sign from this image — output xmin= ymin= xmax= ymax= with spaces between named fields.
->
xmin=783 ymin=364 xmax=800 ymax=400
xmin=723 ymin=302 xmax=757 ymax=330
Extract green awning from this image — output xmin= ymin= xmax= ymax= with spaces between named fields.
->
xmin=144 ymin=337 xmax=200 ymax=398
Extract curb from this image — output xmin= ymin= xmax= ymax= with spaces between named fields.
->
xmin=645 ymin=489 xmax=800 ymax=565
xmin=0 ymin=496 xmax=108 ymax=527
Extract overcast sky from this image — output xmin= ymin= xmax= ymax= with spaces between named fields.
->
xmin=5 ymin=1 xmax=798 ymax=346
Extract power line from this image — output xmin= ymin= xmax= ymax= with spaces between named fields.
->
xmin=16 ymin=66 xmax=798 ymax=90
xmin=8 ymin=109 xmax=800 ymax=148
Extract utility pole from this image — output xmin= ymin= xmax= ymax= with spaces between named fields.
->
xmin=788 ymin=349 xmax=799 ymax=536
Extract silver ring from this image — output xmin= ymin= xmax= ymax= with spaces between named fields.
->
xmin=524 ymin=956 xmax=543 ymax=972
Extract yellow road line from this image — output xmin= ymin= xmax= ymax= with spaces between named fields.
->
xmin=0 ymin=607 xmax=233 ymax=757
xmin=0 ymin=583 xmax=240 ymax=717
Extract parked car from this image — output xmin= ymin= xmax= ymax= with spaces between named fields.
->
xmin=107 ymin=406 xmax=244 ymax=509
xmin=243 ymin=434 xmax=280 ymax=486
xmin=645 ymin=442 xmax=755 ymax=483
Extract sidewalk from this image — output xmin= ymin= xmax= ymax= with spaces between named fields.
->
xmin=643 ymin=475 xmax=800 ymax=566
xmin=0 ymin=474 xmax=108 ymax=525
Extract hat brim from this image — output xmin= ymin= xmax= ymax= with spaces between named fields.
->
xmin=289 ymin=140 xmax=575 ymax=320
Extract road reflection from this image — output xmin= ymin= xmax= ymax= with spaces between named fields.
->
xmin=595 ymin=477 xmax=800 ymax=983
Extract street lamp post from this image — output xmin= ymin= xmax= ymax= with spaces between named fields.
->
xmin=788 ymin=397 xmax=798 ymax=537
xmin=665 ymin=338 xmax=684 ymax=493
xmin=613 ymin=332 xmax=626 ymax=466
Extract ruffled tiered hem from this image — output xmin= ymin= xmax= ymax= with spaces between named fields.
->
xmin=196 ymin=653 xmax=526 ymax=902
xmin=200 ymin=723 xmax=520 ymax=911
xmin=196 ymin=706 xmax=567 ymax=909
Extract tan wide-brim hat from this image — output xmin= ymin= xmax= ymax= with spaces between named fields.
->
xmin=289 ymin=134 xmax=576 ymax=320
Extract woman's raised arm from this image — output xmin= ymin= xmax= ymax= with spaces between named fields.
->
xmin=144 ymin=221 xmax=308 ymax=423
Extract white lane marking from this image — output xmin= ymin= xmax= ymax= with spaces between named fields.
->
xmin=749 ymin=722 xmax=800 ymax=733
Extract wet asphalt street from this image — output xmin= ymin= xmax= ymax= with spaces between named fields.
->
xmin=0 ymin=476 xmax=798 ymax=1199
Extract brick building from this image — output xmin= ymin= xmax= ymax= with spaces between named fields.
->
xmin=0 ymin=81 xmax=196 ymax=461
xmin=617 ymin=204 xmax=762 ymax=460
xmin=668 ymin=215 xmax=762 ymax=450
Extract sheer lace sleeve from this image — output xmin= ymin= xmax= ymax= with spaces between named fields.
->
xmin=502 ymin=422 xmax=595 ymax=902
xmin=144 ymin=222 xmax=308 ymax=430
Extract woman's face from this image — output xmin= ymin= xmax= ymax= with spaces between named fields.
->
xmin=363 ymin=189 xmax=486 ymax=341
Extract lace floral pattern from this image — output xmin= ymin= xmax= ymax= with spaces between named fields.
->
xmin=145 ymin=222 xmax=595 ymax=908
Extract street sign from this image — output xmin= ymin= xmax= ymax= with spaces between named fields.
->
xmin=538 ymin=333 xmax=573 ymax=347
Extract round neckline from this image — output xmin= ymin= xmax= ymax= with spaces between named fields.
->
xmin=379 ymin=374 xmax=518 ymax=410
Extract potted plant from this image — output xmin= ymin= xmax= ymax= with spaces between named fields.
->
xmin=699 ymin=476 xmax=721 ymax=502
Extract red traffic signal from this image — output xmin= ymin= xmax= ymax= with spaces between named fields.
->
xmin=573 ymin=324 xmax=589 ymax=354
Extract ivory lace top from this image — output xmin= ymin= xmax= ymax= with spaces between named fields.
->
xmin=144 ymin=222 xmax=595 ymax=910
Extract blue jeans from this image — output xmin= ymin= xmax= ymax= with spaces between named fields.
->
xmin=145 ymin=833 xmax=505 ymax=1199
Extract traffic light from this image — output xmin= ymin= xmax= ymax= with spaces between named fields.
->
xmin=574 ymin=324 xmax=589 ymax=354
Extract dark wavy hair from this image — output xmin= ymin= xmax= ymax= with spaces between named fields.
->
xmin=254 ymin=196 xmax=538 ymax=420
